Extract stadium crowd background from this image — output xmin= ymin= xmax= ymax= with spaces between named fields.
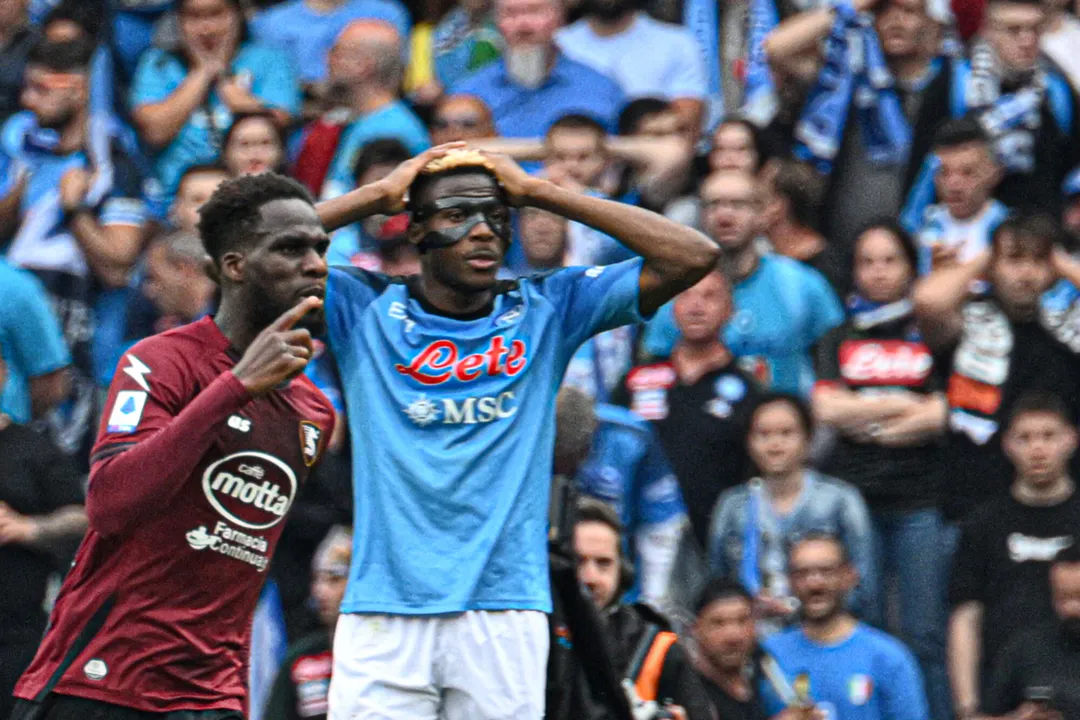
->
xmin=1 ymin=0 xmax=1080 ymax=717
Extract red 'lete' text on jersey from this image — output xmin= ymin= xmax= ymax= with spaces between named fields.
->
xmin=15 ymin=317 xmax=334 ymax=713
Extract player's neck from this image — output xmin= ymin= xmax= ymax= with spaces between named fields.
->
xmin=802 ymin=612 xmax=857 ymax=644
xmin=55 ymin=109 xmax=89 ymax=155
xmin=416 ymin=274 xmax=495 ymax=317
xmin=214 ymin=301 xmax=260 ymax=356
xmin=720 ymin=244 xmax=758 ymax=284
xmin=764 ymin=469 xmax=804 ymax=502
xmin=697 ymin=655 xmax=751 ymax=699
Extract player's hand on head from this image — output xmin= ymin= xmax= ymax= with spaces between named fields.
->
xmin=478 ymin=151 xmax=539 ymax=207
xmin=374 ymin=142 xmax=468 ymax=214
xmin=231 ymin=296 xmax=321 ymax=396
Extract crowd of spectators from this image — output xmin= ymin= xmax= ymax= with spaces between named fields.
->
xmin=1 ymin=0 xmax=1080 ymax=717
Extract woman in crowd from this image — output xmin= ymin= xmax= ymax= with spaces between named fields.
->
xmin=708 ymin=393 xmax=876 ymax=634
xmin=221 ymin=111 xmax=288 ymax=177
xmin=129 ymin=0 xmax=298 ymax=209
xmin=811 ymin=220 xmax=951 ymax=720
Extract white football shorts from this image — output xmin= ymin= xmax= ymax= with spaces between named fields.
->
xmin=327 ymin=609 xmax=548 ymax=720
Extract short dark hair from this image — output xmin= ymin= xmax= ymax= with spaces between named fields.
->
xmin=353 ymin=138 xmax=412 ymax=186
xmin=223 ymin=112 xmax=287 ymax=170
xmin=746 ymin=392 xmax=815 ymax=439
xmin=713 ymin=116 xmax=768 ymax=171
xmin=27 ymin=37 xmax=95 ymax=73
xmin=547 ymin=113 xmax=607 ymax=141
xmin=44 ymin=0 xmax=106 ymax=42
xmin=693 ymin=578 xmax=753 ymax=616
xmin=789 ymin=532 xmax=852 ymax=566
xmin=933 ymin=116 xmax=991 ymax=151
xmin=575 ymin=497 xmax=624 ymax=540
xmin=854 ymin=218 xmax=919 ymax=273
xmin=178 ymin=163 xmax=230 ymax=189
xmin=1006 ymin=391 xmax=1074 ymax=430
xmin=617 ymin=97 xmax=671 ymax=136
xmin=991 ymin=213 xmax=1062 ymax=258
xmin=198 ymin=173 xmax=314 ymax=263
xmin=771 ymin=159 xmax=824 ymax=229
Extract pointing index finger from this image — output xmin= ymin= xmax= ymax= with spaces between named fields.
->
xmin=269 ymin=295 xmax=323 ymax=332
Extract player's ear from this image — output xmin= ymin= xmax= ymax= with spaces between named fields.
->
xmin=407 ymin=218 xmax=426 ymax=249
xmin=219 ymin=251 xmax=245 ymax=283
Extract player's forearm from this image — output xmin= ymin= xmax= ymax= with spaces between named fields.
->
xmin=525 ymin=180 xmax=718 ymax=283
xmin=467 ymin=137 xmax=546 ymax=161
xmin=913 ymin=254 xmax=988 ymax=319
xmin=68 ymin=215 xmax=141 ymax=288
xmin=812 ymin=386 xmax=916 ymax=429
xmin=87 ymin=371 xmax=251 ymax=537
xmin=948 ymin=603 xmax=984 ymax=716
xmin=315 ymin=181 xmax=394 ymax=233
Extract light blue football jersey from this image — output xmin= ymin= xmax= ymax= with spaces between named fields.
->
xmin=326 ymin=259 xmax=647 ymax=615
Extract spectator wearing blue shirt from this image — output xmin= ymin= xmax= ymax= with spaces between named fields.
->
xmin=644 ymin=170 xmax=844 ymax=395
xmin=451 ymin=0 xmax=625 ymax=138
xmin=759 ymin=534 xmax=928 ymax=720
xmin=299 ymin=20 xmax=428 ymax=202
xmin=710 ymin=394 xmax=877 ymax=632
xmin=130 ymin=0 xmax=299 ymax=209
xmin=0 ymin=37 xmax=147 ymax=459
xmin=572 ymin=397 xmax=689 ymax=605
xmin=0 ymin=259 xmax=70 ymax=424
xmin=252 ymin=0 xmax=409 ymax=87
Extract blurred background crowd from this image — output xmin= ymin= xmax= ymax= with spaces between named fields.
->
xmin=1 ymin=0 xmax=1080 ymax=717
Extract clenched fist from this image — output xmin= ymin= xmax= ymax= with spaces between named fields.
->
xmin=232 ymin=297 xmax=321 ymax=396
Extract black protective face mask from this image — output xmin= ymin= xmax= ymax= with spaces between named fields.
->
xmin=412 ymin=196 xmax=513 ymax=252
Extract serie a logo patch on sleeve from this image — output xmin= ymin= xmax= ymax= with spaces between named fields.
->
xmin=107 ymin=390 xmax=147 ymax=433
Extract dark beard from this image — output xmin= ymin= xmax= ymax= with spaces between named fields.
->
xmin=248 ymin=283 xmax=326 ymax=337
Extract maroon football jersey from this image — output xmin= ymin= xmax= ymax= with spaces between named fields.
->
xmin=15 ymin=318 xmax=334 ymax=713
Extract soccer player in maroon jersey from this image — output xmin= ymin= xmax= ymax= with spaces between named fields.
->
xmin=9 ymin=174 xmax=338 ymax=720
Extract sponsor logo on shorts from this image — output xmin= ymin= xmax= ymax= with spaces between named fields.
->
xmin=186 ymin=522 xmax=270 ymax=571
xmin=202 ymin=451 xmax=297 ymax=530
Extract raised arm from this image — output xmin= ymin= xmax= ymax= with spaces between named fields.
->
xmin=481 ymin=152 xmax=719 ymax=316
xmin=87 ymin=299 xmax=320 ymax=537
xmin=912 ymin=252 xmax=990 ymax=350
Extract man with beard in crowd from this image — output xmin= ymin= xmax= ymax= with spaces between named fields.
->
xmin=759 ymin=534 xmax=928 ymax=720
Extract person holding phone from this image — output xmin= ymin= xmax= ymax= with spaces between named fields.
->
xmin=981 ymin=544 xmax=1080 ymax=720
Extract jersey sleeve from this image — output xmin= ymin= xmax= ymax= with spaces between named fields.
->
xmin=878 ymin=642 xmax=930 ymax=720
xmin=536 ymin=258 xmax=647 ymax=365
xmin=804 ymin=269 xmax=844 ymax=345
xmin=87 ymin=339 xmax=252 ymax=537
xmin=129 ymin=49 xmax=177 ymax=108
xmin=948 ymin=516 xmax=986 ymax=606
xmin=250 ymin=46 xmax=300 ymax=117
xmin=324 ymin=267 xmax=385 ymax=352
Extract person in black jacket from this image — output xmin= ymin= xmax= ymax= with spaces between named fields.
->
xmin=263 ymin=526 xmax=351 ymax=720
xmin=574 ymin=498 xmax=716 ymax=720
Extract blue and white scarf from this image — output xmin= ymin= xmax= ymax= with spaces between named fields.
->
xmin=684 ymin=0 xmax=724 ymax=130
xmin=793 ymin=1 xmax=911 ymax=174
xmin=965 ymin=41 xmax=1046 ymax=174
xmin=5 ymin=113 xmax=121 ymax=277
xmin=743 ymin=0 xmax=781 ymax=127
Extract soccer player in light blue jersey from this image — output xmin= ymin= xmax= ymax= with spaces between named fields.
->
xmin=312 ymin=145 xmax=718 ymax=720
